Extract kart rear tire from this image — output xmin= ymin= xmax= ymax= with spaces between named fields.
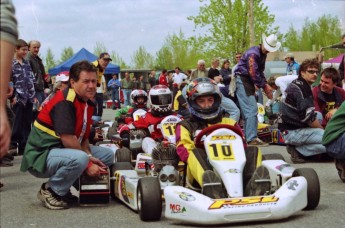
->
xmin=110 ymin=162 xmax=133 ymax=199
xmin=137 ymin=177 xmax=162 ymax=221
xmin=262 ymin=153 xmax=286 ymax=161
xmin=292 ymin=168 xmax=320 ymax=210
xmin=116 ymin=147 xmax=132 ymax=163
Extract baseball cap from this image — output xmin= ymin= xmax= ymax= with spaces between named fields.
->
xmin=284 ymin=53 xmax=294 ymax=59
xmin=99 ymin=52 xmax=112 ymax=61
xmin=56 ymin=71 xmax=69 ymax=82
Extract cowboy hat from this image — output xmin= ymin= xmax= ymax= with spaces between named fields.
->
xmin=262 ymin=34 xmax=281 ymax=52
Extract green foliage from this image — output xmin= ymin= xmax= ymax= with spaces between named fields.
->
xmin=283 ymin=14 xmax=342 ymax=59
xmin=44 ymin=48 xmax=56 ymax=71
xmin=188 ymin=0 xmax=278 ymax=64
xmin=93 ymin=42 xmax=107 ymax=57
xmin=131 ymin=46 xmax=154 ymax=69
xmin=59 ymin=46 xmax=74 ymax=64
xmin=110 ymin=51 xmax=129 ymax=69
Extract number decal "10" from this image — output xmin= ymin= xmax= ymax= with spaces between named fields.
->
xmin=207 ymin=143 xmax=235 ymax=160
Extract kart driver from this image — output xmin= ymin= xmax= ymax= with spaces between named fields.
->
xmin=176 ymin=78 xmax=270 ymax=199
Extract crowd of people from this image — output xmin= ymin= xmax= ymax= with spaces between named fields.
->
xmin=1 ymin=0 xmax=345 ymax=211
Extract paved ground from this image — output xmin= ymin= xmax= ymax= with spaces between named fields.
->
xmin=1 ymin=108 xmax=344 ymax=228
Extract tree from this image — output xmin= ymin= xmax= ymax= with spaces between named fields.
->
xmin=93 ymin=42 xmax=107 ymax=57
xmin=59 ymin=47 xmax=74 ymax=64
xmin=44 ymin=48 xmax=56 ymax=72
xmin=131 ymin=46 xmax=154 ymax=69
xmin=188 ymin=0 xmax=278 ymax=62
xmin=110 ymin=51 xmax=129 ymax=69
xmin=283 ymin=14 xmax=342 ymax=59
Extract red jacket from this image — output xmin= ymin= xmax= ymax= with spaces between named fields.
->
xmin=159 ymin=74 xmax=168 ymax=87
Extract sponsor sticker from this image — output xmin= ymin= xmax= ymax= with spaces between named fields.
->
xmin=175 ymin=191 xmax=196 ymax=201
xmin=209 ymin=196 xmax=279 ymax=209
xmin=287 ymin=179 xmax=299 ymax=191
xmin=210 ymin=135 xmax=236 ymax=141
xmin=169 ymin=204 xmax=187 ymax=214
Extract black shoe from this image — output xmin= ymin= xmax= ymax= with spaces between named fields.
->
xmin=37 ymin=183 xmax=69 ymax=210
xmin=245 ymin=166 xmax=271 ymax=196
xmin=286 ymin=145 xmax=305 ymax=164
xmin=62 ymin=190 xmax=79 ymax=204
xmin=202 ymin=170 xmax=227 ymax=199
xmin=4 ymin=153 xmax=14 ymax=161
xmin=8 ymin=148 xmax=18 ymax=156
xmin=335 ymin=159 xmax=345 ymax=183
xmin=0 ymin=158 xmax=13 ymax=167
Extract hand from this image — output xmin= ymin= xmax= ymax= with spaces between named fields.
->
xmin=89 ymin=156 xmax=107 ymax=168
xmin=263 ymin=84 xmax=273 ymax=99
xmin=85 ymin=163 xmax=106 ymax=177
xmin=325 ymin=109 xmax=337 ymax=120
xmin=6 ymin=86 xmax=13 ymax=98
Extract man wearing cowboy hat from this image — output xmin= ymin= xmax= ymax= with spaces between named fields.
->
xmin=234 ymin=34 xmax=281 ymax=146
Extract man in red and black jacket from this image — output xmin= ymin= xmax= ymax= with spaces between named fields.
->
xmin=20 ymin=61 xmax=114 ymax=210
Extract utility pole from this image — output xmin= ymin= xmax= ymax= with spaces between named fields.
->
xmin=248 ymin=0 xmax=255 ymax=46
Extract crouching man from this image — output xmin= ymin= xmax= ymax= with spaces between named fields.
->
xmin=20 ymin=61 xmax=114 ymax=210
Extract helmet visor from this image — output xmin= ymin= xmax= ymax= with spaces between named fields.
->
xmin=150 ymin=94 xmax=172 ymax=106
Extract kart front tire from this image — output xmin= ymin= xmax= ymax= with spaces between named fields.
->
xmin=137 ymin=177 xmax=162 ymax=221
xmin=292 ymin=168 xmax=320 ymax=210
xmin=116 ymin=147 xmax=132 ymax=162
xmin=262 ymin=153 xmax=286 ymax=161
xmin=110 ymin=162 xmax=133 ymax=199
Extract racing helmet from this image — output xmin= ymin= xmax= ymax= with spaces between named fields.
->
xmin=130 ymin=89 xmax=148 ymax=108
xmin=148 ymin=85 xmax=173 ymax=116
xmin=185 ymin=77 xmax=222 ymax=120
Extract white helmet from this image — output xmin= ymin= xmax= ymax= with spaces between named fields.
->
xmin=148 ymin=85 xmax=172 ymax=116
xmin=130 ymin=89 xmax=148 ymax=108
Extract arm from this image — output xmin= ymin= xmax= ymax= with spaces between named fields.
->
xmin=176 ymin=124 xmax=195 ymax=162
xmin=102 ymin=76 xmax=107 ymax=94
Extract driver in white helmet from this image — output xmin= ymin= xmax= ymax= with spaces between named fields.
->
xmin=175 ymin=77 xmax=241 ymax=199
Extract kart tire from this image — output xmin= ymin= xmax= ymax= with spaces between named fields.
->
xmin=116 ymin=147 xmax=132 ymax=163
xmin=262 ymin=153 xmax=286 ymax=162
xmin=110 ymin=162 xmax=133 ymax=199
xmin=137 ymin=177 xmax=162 ymax=221
xmin=292 ymin=168 xmax=320 ymax=210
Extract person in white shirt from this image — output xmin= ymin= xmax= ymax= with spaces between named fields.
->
xmin=266 ymin=74 xmax=298 ymax=109
xmin=172 ymin=67 xmax=187 ymax=98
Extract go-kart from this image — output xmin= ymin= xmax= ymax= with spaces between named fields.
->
xmin=161 ymin=124 xmax=320 ymax=225
xmin=110 ymin=114 xmax=182 ymax=221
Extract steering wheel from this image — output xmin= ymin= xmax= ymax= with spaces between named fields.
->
xmin=194 ymin=124 xmax=244 ymax=148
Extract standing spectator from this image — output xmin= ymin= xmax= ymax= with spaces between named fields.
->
xmin=190 ymin=60 xmax=208 ymax=80
xmin=10 ymin=39 xmax=36 ymax=156
xmin=234 ymin=34 xmax=279 ymax=146
xmin=338 ymin=33 xmax=345 ymax=87
xmin=27 ymin=40 xmax=50 ymax=104
xmin=0 ymin=0 xmax=18 ymax=163
xmin=132 ymin=76 xmax=139 ymax=90
xmin=138 ymin=74 xmax=146 ymax=91
xmin=91 ymin=52 xmax=111 ymax=118
xmin=279 ymin=58 xmax=326 ymax=163
xmin=312 ymin=67 xmax=345 ymax=127
xmin=232 ymin=52 xmax=242 ymax=73
xmin=172 ymin=67 xmax=187 ymax=98
xmin=158 ymin=69 xmax=168 ymax=87
xmin=20 ymin=61 xmax=114 ymax=210
xmin=148 ymin=70 xmax=157 ymax=90
xmin=107 ymin=74 xmax=121 ymax=109
xmin=121 ymin=72 xmax=133 ymax=107
xmin=284 ymin=53 xmax=300 ymax=75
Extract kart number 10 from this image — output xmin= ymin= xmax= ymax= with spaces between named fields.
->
xmin=207 ymin=143 xmax=235 ymax=160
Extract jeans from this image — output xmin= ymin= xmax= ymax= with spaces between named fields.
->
xmin=325 ymin=132 xmax=345 ymax=159
xmin=123 ymin=89 xmax=132 ymax=107
xmin=221 ymin=96 xmax=240 ymax=122
xmin=94 ymin=93 xmax=104 ymax=117
xmin=35 ymin=90 xmax=46 ymax=104
xmin=282 ymin=128 xmax=326 ymax=156
xmin=28 ymin=146 xmax=114 ymax=196
xmin=235 ymin=76 xmax=258 ymax=142
xmin=11 ymin=102 xmax=33 ymax=152
xmin=111 ymin=89 xmax=120 ymax=108
xmin=256 ymin=89 xmax=264 ymax=105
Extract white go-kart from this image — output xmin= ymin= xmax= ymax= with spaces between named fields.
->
xmin=163 ymin=124 xmax=320 ymax=225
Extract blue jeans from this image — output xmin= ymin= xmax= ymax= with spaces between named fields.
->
xmin=111 ymin=89 xmax=120 ymax=108
xmin=35 ymin=90 xmax=46 ymax=104
xmin=28 ymin=146 xmax=114 ymax=196
xmin=282 ymin=128 xmax=326 ymax=156
xmin=123 ymin=89 xmax=132 ymax=107
xmin=256 ymin=89 xmax=263 ymax=105
xmin=235 ymin=76 xmax=258 ymax=142
xmin=221 ymin=96 xmax=240 ymax=122
xmin=325 ymin=132 xmax=345 ymax=159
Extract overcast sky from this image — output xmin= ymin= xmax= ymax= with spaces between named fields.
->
xmin=12 ymin=0 xmax=345 ymax=65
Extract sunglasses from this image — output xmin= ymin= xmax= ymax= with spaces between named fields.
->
xmin=103 ymin=58 xmax=111 ymax=62
xmin=235 ymin=56 xmax=241 ymax=59
xmin=306 ymin=70 xmax=319 ymax=74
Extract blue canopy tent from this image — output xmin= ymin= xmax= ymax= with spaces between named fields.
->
xmin=48 ymin=48 xmax=120 ymax=75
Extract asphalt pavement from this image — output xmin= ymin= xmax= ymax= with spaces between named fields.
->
xmin=1 ymin=108 xmax=344 ymax=228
